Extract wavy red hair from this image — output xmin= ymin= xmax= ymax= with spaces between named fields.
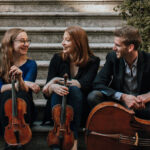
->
xmin=61 ymin=26 xmax=93 ymax=67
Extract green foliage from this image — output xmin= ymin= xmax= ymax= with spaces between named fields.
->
xmin=114 ymin=0 xmax=150 ymax=52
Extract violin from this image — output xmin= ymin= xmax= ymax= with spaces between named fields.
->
xmin=47 ymin=74 xmax=74 ymax=150
xmin=4 ymin=76 xmax=32 ymax=146
xmin=85 ymin=102 xmax=150 ymax=150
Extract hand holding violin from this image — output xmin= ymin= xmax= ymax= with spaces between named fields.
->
xmin=9 ymin=65 xmax=28 ymax=92
xmin=9 ymin=65 xmax=23 ymax=81
xmin=51 ymin=83 xmax=69 ymax=96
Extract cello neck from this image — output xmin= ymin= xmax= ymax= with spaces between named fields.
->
xmin=60 ymin=74 xmax=68 ymax=125
xmin=12 ymin=77 xmax=17 ymax=117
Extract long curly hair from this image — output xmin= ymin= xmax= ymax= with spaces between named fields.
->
xmin=61 ymin=26 xmax=94 ymax=67
xmin=0 ymin=28 xmax=25 ymax=82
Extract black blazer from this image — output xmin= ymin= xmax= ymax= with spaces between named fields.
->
xmin=46 ymin=53 xmax=100 ymax=96
xmin=93 ymin=51 xmax=150 ymax=97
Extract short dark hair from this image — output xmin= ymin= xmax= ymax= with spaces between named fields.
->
xmin=114 ymin=25 xmax=142 ymax=50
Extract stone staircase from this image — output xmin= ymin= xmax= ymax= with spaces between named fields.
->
xmin=0 ymin=0 xmax=124 ymax=149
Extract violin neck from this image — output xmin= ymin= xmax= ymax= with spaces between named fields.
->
xmin=60 ymin=73 xmax=68 ymax=125
xmin=60 ymin=95 xmax=67 ymax=125
xmin=12 ymin=79 xmax=17 ymax=117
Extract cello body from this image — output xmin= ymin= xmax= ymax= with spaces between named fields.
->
xmin=4 ymin=78 xmax=32 ymax=146
xmin=85 ymin=102 xmax=150 ymax=150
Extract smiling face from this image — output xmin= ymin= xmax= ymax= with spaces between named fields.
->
xmin=13 ymin=32 xmax=30 ymax=56
xmin=113 ymin=37 xmax=129 ymax=59
xmin=62 ymin=31 xmax=74 ymax=55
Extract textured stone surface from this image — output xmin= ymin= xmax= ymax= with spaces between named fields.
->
xmin=0 ymin=12 xmax=124 ymax=27
xmin=0 ymin=0 xmax=123 ymax=13
xmin=0 ymin=27 xmax=117 ymax=44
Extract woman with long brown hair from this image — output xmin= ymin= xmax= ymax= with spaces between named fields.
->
xmin=0 ymin=28 xmax=40 ymax=150
xmin=43 ymin=26 xmax=100 ymax=150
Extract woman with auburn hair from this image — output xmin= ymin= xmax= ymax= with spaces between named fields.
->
xmin=0 ymin=28 xmax=40 ymax=150
xmin=43 ymin=26 xmax=100 ymax=150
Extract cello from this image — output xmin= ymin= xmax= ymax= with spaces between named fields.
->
xmin=47 ymin=74 xmax=74 ymax=150
xmin=85 ymin=102 xmax=150 ymax=150
xmin=4 ymin=75 xmax=32 ymax=146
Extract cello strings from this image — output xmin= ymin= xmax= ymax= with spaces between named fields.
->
xmin=90 ymin=131 xmax=150 ymax=146
xmin=119 ymin=135 xmax=150 ymax=146
xmin=119 ymin=135 xmax=135 ymax=145
xmin=120 ymin=134 xmax=150 ymax=142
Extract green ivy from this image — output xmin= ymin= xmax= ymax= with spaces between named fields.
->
xmin=114 ymin=0 xmax=150 ymax=52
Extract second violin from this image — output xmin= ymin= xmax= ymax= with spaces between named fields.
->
xmin=47 ymin=74 xmax=74 ymax=150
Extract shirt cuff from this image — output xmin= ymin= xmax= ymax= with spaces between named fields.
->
xmin=112 ymin=92 xmax=123 ymax=101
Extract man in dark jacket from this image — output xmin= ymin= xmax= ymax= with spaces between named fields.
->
xmin=88 ymin=25 xmax=150 ymax=119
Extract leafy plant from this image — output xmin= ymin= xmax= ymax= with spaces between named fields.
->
xmin=114 ymin=0 xmax=150 ymax=52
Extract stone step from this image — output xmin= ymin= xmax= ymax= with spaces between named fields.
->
xmin=0 ymin=12 xmax=124 ymax=27
xmin=34 ymin=99 xmax=47 ymax=107
xmin=36 ymin=59 xmax=105 ymax=80
xmin=0 ymin=0 xmax=123 ymax=13
xmin=33 ymin=90 xmax=45 ymax=101
xmin=0 ymin=27 xmax=117 ymax=43
xmin=36 ymin=60 xmax=49 ymax=81
xmin=36 ymin=59 xmax=105 ymax=67
xmin=0 ymin=42 xmax=113 ymax=60
xmin=33 ymin=99 xmax=46 ymax=122
xmin=28 ymin=43 xmax=113 ymax=60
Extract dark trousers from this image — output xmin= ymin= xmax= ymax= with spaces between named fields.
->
xmin=87 ymin=90 xmax=150 ymax=120
xmin=48 ymin=86 xmax=83 ymax=139
xmin=0 ymin=90 xmax=36 ymax=137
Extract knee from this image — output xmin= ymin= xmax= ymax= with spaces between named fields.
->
xmin=68 ymin=86 xmax=83 ymax=103
xmin=69 ymin=86 xmax=82 ymax=97
xmin=51 ymin=93 xmax=62 ymax=108
xmin=17 ymin=90 xmax=28 ymax=97
xmin=87 ymin=91 xmax=100 ymax=103
xmin=87 ymin=90 xmax=104 ymax=108
xmin=1 ymin=90 xmax=11 ymax=98
xmin=87 ymin=91 xmax=97 ymax=104
xmin=69 ymin=86 xmax=81 ymax=93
